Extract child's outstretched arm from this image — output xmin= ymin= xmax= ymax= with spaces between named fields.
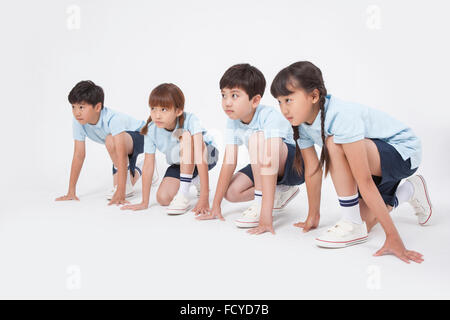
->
xmin=343 ymin=140 xmax=423 ymax=264
xmin=55 ymin=140 xmax=85 ymax=201
xmin=121 ymin=153 xmax=155 ymax=211
xmin=108 ymin=132 xmax=131 ymax=206
xmin=295 ymin=146 xmax=322 ymax=232
xmin=197 ymin=144 xmax=238 ymax=221
xmin=191 ymin=133 xmax=210 ymax=216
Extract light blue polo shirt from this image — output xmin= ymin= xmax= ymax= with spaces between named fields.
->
xmin=72 ymin=107 xmax=145 ymax=144
xmin=297 ymin=95 xmax=422 ymax=169
xmin=144 ymin=112 xmax=217 ymax=165
xmin=225 ymin=104 xmax=295 ymax=148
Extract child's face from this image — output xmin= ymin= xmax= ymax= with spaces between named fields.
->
xmin=277 ymin=87 xmax=319 ymax=126
xmin=221 ymin=87 xmax=259 ymax=122
xmin=72 ymin=102 xmax=102 ymax=125
xmin=150 ymin=105 xmax=183 ymax=130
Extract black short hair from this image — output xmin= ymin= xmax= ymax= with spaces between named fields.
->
xmin=68 ymin=80 xmax=104 ymax=109
xmin=219 ymin=64 xmax=266 ymax=99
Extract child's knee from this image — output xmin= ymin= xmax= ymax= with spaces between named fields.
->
xmin=325 ymin=136 xmax=342 ymax=154
xmin=156 ymin=191 xmax=172 ymax=206
xmin=224 ymin=185 xmax=239 ymax=202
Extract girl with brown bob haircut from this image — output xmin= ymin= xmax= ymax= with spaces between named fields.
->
xmin=122 ymin=83 xmax=219 ymax=216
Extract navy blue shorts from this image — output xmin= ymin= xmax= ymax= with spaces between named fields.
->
xmin=360 ymin=139 xmax=417 ymax=207
xmin=238 ymin=142 xmax=305 ymax=186
xmin=164 ymin=144 xmax=219 ymax=179
xmin=112 ymin=130 xmax=144 ymax=177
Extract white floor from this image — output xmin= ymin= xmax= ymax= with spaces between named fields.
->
xmin=1 ymin=163 xmax=449 ymax=300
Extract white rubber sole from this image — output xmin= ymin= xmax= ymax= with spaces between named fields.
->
xmin=234 ymin=219 xmax=259 ymax=228
xmin=315 ymin=235 xmax=368 ymax=248
xmin=167 ymin=205 xmax=192 ymax=215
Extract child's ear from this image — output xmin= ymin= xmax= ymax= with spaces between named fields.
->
xmin=94 ymin=102 xmax=102 ymax=112
xmin=251 ymin=95 xmax=262 ymax=109
xmin=311 ymin=89 xmax=320 ymax=104
xmin=176 ymin=109 xmax=184 ymax=117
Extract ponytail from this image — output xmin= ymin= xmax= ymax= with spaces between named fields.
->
xmin=140 ymin=115 xmax=152 ymax=135
xmin=178 ymin=112 xmax=185 ymax=129
xmin=292 ymin=125 xmax=304 ymax=175
xmin=317 ymin=92 xmax=330 ymax=176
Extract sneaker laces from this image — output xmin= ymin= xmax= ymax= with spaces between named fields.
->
xmin=326 ymin=221 xmax=353 ymax=236
xmin=171 ymin=193 xmax=188 ymax=206
xmin=242 ymin=204 xmax=260 ymax=218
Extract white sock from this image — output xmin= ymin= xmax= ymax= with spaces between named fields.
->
xmin=394 ymin=180 xmax=414 ymax=208
xmin=192 ymin=175 xmax=200 ymax=185
xmin=179 ymin=173 xmax=193 ymax=196
xmin=339 ymin=194 xmax=363 ymax=225
xmin=254 ymin=190 xmax=262 ymax=206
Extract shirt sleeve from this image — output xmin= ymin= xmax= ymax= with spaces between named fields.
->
xmin=108 ymin=114 xmax=128 ymax=136
xmin=72 ymin=118 xmax=86 ymax=141
xmin=331 ymin=113 xmax=365 ymax=144
xmin=143 ymin=131 xmax=156 ymax=154
xmin=297 ymin=126 xmax=315 ymax=149
xmin=261 ymin=108 xmax=292 ymax=141
xmin=185 ymin=114 xmax=205 ymax=136
xmin=225 ymin=118 xmax=242 ymax=145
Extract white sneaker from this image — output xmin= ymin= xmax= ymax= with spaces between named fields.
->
xmin=273 ymin=185 xmax=299 ymax=211
xmin=234 ymin=203 xmax=261 ymax=228
xmin=106 ymin=184 xmax=134 ymax=200
xmin=166 ymin=193 xmax=191 ymax=215
xmin=107 ymin=169 xmax=136 ymax=200
xmin=315 ymin=220 xmax=368 ymax=248
xmin=406 ymin=175 xmax=433 ymax=225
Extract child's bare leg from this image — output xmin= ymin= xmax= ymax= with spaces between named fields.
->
xmin=249 ymin=132 xmax=289 ymax=194
xmin=180 ymin=131 xmax=195 ymax=176
xmin=248 ymin=131 xmax=265 ymax=192
xmin=224 ymin=172 xmax=255 ymax=202
xmin=326 ymin=136 xmax=383 ymax=225
xmin=156 ymin=177 xmax=180 ymax=206
xmin=105 ymin=133 xmax=135 ymax=186
xmin=260 ymin=137 xmax=288 ymax=210
xmin=246 ymin=134 xmax=289 ymax=234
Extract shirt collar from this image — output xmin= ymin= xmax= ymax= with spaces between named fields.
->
xmin=239 ymin=105 xmax=261 ymax=127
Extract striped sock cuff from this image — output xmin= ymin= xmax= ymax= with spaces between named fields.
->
xmin=254 ymin=190 xmax=263 ymax=198
xmin=180 ymin=173 xmax=193 ymax=183
xmin=338 ymin=194 xmax=359 ymax=207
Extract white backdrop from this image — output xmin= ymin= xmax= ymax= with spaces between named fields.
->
xmin=0 ymin=0 xmax=449 ymax=299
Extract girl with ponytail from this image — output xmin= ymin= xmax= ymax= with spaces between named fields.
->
xmin=121 ymin=83 xmax=219 ymax=216
xmin=271 ymin=61 xmax=431 ymax=264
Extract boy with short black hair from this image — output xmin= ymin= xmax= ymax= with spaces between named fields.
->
xmin=198 ymin=64 xmax=305 ymax=234
xmin=56 ymin=80 xmax=155 ymax=205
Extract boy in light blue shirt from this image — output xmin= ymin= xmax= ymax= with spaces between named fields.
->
xmin=225 ymin=104 xmax=295 ymax=147
xmin=56 ymin=80 xmax=147 ymax=205
xmin=198 ymin=64 xmax=305 ymax=233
